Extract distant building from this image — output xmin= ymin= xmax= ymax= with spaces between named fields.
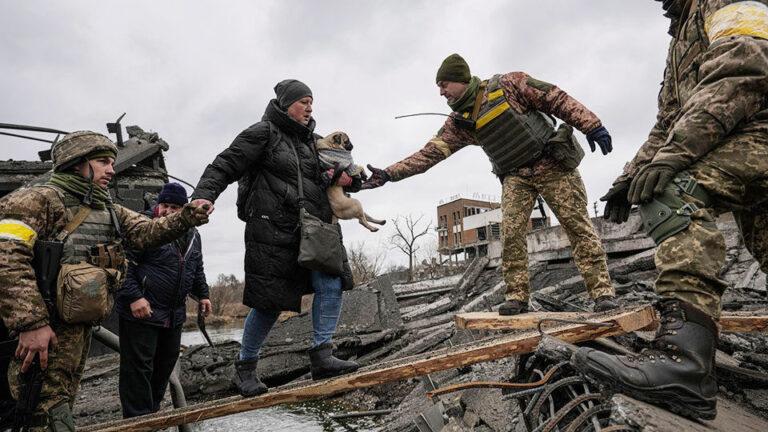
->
xmin=436 ymin=196 xmax=549 ymax=262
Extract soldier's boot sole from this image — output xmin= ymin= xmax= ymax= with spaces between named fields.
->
xmin=572 ymin=350 xmax=717 ymax=421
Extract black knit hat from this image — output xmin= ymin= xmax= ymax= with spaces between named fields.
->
xmin=274 ymin=79 xmax=313 ymax=110
xmin=157 ymin=182 xmax=188 ymax=206
xmin=435 ymin=54 xmax=471 ymax=84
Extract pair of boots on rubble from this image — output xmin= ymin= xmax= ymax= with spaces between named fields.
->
xmin=498 ymin=295 xmax=619 ymax=316
xmin=572 ymin=298 xmax=718 ymax=420
xmin=232 ymin=343 xmax=360 ymax=397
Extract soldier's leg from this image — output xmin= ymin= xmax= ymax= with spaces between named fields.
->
xmin=537 ymin=169 xmax=614 ymax=300
xmin=8 ymin=323 xmax=90 ymax=432
xmin=500 ymin=175 xmax=538 ymax=302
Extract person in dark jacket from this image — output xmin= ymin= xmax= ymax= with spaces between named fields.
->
xmin=116 ymin=182 xmax=212 ymax=418
xmin=190 ymin=79 xmax=358 ymax=397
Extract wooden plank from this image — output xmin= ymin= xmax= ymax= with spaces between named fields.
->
xmin=719 ymin=311 xmax=768 ymax=333
xmin=81 ymin=305 xmax=655 ymax=432
xmin=455 ymin=309 xmax=768 ymax=334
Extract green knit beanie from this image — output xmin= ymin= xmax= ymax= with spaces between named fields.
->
xmin=436 ymin=54 xmax=471 ymax=84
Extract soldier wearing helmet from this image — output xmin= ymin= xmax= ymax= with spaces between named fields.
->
xmin=0 ymin=131 xmax=209 ymax=431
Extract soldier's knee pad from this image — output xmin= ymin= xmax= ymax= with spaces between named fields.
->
xmin=47 ymin=402 xmax=75 ymax=432
xmin=639 ymin=172 xmax=710 ymax=245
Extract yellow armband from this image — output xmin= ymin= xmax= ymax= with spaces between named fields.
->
xmin=705 ymin=1 xmax=768 ymax=43
xmin=0 ymin=219 xmax=37 ymax=248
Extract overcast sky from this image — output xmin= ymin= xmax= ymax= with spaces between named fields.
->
xmin=1 ymin=0 xmax=671 ymax=281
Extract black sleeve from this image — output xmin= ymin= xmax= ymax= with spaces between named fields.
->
xmin=190 ymin=233 xmax=210 ymax=300
xmin=190 ymin=122 xmax=271 ymax=202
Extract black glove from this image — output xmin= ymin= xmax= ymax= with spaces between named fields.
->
xmin=600 ymin=180 xmax=632 ymax=224
xmin=360 ymin=164 xmax=391 ymax=190
xmin=627 ymin=163 xmax=677 ymax=204
xmin=586 ymin=126 xmax=612 ymax=155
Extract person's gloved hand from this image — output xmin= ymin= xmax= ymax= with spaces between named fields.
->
xmin=586 ymin=126 xmax=613 ymax=155
xmin=628 ymin=163 xmax=678 ymax=204
xmin=601 ymin=179 xmax=632 ymax=224
xmin=360 ymin=165 xmax=391 ymax=190
xmin=180 ymin=203 xmax=210 ymax=227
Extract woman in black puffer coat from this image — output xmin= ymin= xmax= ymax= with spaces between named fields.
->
xmin=190 ymin=80 xmax=358 ymax=397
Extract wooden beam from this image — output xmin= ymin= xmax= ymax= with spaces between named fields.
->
xmin=81 ymin=305 xmax=655 ymax=432
xmin=455 ymin=308 xmax=768 ymax=334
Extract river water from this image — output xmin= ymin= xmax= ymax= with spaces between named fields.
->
xmin=180 ymin=325 xmax=380 ymax=432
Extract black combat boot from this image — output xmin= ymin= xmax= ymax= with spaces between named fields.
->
xmin=308 ymin=343 xmax=360 ymax=380
xmin=232 ymin=358 xmax=268 ymax=397
xmin=572 ymin=299 xmax=718 ymax=420
xmin=498 ymin=300 xmax=529 ymax=316
xmin=593 ymin=295 xmax=619 ymax=312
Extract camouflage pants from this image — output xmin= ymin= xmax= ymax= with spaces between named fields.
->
xmin=501 ymin=167 xmax=614 ymax=302
xmin=7 ymin=323 xmax=91 ymax=432
xmin=655 ymin=132 xmax=768 ymax=318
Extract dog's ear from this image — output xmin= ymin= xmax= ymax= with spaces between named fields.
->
xmin=332 ymin=133 xmax=342 ymax=145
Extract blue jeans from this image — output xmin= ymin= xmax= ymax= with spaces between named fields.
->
xmin=239 ymin=271 xmax=343 ymax=361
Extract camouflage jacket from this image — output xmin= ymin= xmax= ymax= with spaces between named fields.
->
xmin=619 ymin=0 xmax=768 ymax=181
xmin=0 ymin=185 xmax=194 ymax=333
xmin=385 ymin=71 xmax=602 ymax=181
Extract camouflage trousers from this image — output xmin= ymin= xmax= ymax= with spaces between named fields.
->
xmin=501 ymin=167 xmax=614 ymax=302
xmin=654 ymin=131 xmax=768 ymax=319
xmin=7 ymin=323 xmax=91 ymax=432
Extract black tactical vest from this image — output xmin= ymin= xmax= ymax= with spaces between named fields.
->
xmin=465 ymin=75 xmax=556 ymax=176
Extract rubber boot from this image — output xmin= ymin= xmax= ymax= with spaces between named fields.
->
xmin=308 ymin=342 xmax=360 ymax=380
xmin=593 ymin=295 xmax=619 ymax=312
xmin=232 ymin=358 xmax=268 ymax=397
xmin=572 ymin=299 xmax=718 ymax=420
xmin=498 ymin=300 xmax=529 ymax=316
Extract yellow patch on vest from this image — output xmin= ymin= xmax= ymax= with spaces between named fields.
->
xmin=476 ymin=101 xmax=510 ymax=129
xmin=705 ymin=1 xmax=768 ymax=42
xmin=0 ymin=219 xmax=38 ymax=247
xmin=487 ymin=89 xmax=505 ymax=102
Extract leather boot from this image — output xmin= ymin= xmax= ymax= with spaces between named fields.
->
xmin=232 ymin=358 xmax=268 ymax=397
xmin=572 ymin=299 xmax=718 ymax=420
xmin=593 ymin=295 xmax=619 ymax=312
xmin=498 ymin=300 xmax=529 ymax=316
xmin=308 ymin=342 xmax=360 ymax=380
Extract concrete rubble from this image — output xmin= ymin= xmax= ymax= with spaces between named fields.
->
xmin=67 ymin=210 xmax=768 ymax=430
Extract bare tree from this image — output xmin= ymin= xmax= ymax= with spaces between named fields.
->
xmin=207 ymin=274 xmax=244 ymax=316
xmin=391 ymin=214 xmax=433 ymax=282
xmin=347 ymin=241 xmax=384 ymax=286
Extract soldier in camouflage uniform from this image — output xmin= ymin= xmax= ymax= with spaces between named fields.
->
xmin=573 ymin=0 xmax=768 ymax=420
xmin=362 ymin=54 xmax=618 ymax=315
xmin=0 ymin=131 xmax=209 ymax=431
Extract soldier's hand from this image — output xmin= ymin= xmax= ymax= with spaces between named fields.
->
xmin=600 ymin=180 xmax=632 ymax=224
xmin=190 ymin=199 xmax=214 ymax=215
xmin=130 ymin=298 xmax=153 ymax=319
xmin=199 ymin=299 xmax=212 ymax=317
xmin=627 ymin=163 xmax=677 ymax=204
xmin=16 ymin=325 xmax=58 ymax=372
xmin=586 ymin=126 xmax=613 ymax=155
xmin=360 ymin=164 xmax=391 ymax=190
xmin=181 ymin=203 xmax=210 ymax=227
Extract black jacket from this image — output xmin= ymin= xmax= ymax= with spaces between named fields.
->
xmin=192 ymin=100 xmax=351 ymax=312
xmin=116 ymin=225 xmax=209 ymax=328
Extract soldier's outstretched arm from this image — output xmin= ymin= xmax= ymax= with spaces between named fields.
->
xmin=116 ymin=203 xmax=208 ymax=251
xmin=363 ymin=118 xmax=474 ymax=190
xmin=500 ymin=72 xmax=602 ymax=134
xmin=651 ymin=4 xmax=768 ymax=170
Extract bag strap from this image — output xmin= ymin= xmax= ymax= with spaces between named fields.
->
xmin=55 ymin=206 xmax=92 ymax=242
xmin=288 ymin=143 xmax=306 ymax=209
xmin=470 ymin=81 xmax=487 ymax=122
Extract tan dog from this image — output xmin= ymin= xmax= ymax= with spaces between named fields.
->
xmin=315 ymin=131 xmax=386 ymax=232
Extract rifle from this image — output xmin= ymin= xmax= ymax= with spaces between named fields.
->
xmin=11 ymin=355 xmax=43 ymax=432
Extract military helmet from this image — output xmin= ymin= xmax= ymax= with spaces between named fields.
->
xmin=51 ymin=131 xmax=118 ymax=172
